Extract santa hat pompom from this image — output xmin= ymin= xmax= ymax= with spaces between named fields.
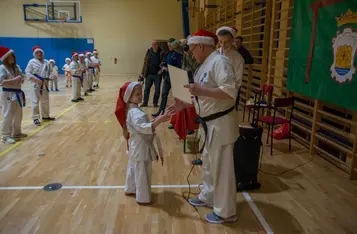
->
xmin=188 ymin=29 xmax=218 ymax=47
xmin=32 ymin=46 xmax=44 ymax=57
xmin=72 ymin=52 xmax=78 ymax=57
xmin=0 ymin=46 xmax=14 ymax=62
xmin=216 ymin=26 xmax=238 ymax=38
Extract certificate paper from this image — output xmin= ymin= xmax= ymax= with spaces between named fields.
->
xmin=168 ymin=65 xmax=193 ymax=104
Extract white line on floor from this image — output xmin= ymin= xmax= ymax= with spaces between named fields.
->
xmin=0 ymin=184 xmax=201 ymax=191
xmin=242 ymin=192 xmax=274 ymax=234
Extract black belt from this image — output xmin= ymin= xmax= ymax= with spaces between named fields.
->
xmin=195 ymin=106 xmax=234 ymax=153
xmin=73 ymin=75 xmax=83 ymax=87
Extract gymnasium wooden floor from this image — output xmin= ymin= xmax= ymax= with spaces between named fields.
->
xmin=0 ymin=75 xmax=356 ymax=234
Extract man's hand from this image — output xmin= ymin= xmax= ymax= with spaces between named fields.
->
xmin=184 ymin=84 xmax=204 ymax=96
xmin=166 ymin=98 xmax=189 ymax=115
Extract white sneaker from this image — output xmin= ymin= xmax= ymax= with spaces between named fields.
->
xmin=2 ymin=136 xmax=16 ymax=144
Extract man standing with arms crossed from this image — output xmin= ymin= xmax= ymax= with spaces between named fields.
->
xmin=167 ymin=30 xmax=239 ymax=224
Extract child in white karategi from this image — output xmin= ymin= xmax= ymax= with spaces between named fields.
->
xmin=25 ymin=46 xmax=55 ymax=126
xmin=0 ymin=46 xmax=27 ymax=144
xmin=85 ymin=51 xmax=95 ymax=92
xmin=62 ymin=58 xmax=72 ymax=88
xmin=78 ymin=53 xmax=89 ymax=96
xmin=115 ymin=81 xmax=168 ymax=204
xmin=90 ymin=49 xmax=102 ymax=89
xmin=49 ymin=59 xmax=59 ymax=92
xmin=70 ymin=52 xmax=83 ymax=102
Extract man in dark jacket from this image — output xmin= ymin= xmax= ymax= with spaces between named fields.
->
xmin=140 ymin=40 xmax=166 ymax=107
xmin=234 ymin=36 xmax=253 ymax=64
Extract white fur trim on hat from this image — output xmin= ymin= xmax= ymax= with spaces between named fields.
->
xmin=33 ymin=48 xmax=44 ymax=57
xmin=216 ymin=26 xmax=237 ymax=38
xmin=79 ymin=54 xmax=85 ymax=57
xmin=49 ymin=59 xmax=55 ymax=63
xmin=0 ymin=49 xmax=14 ymax=62
xmin=65 ymin=58 xmax=71 ymax=62
xmin=93 ymin=50 xmax=98 ymax=54
xmin=86 ymin=51 xmax=92 ymax=56
xmin=123 ymin=81 xmax=140 ymax=103
xmin=72 ymin=53 xmax=78 ymax=57
xmin=188 ymin=36 xmax=216 ymax=47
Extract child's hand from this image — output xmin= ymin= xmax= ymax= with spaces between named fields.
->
xmin=157 ymin=111 xmax=170 ymax=123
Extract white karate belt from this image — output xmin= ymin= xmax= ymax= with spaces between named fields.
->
xmin=154 ymin=135 xmax=164 ymax=164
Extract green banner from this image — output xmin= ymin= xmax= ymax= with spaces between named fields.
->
xmin=287 ymin=0 xmax=357 ymax=111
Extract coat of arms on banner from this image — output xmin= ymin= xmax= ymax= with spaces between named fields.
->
xmin=330 ymin=9 xmax=357 ymax=84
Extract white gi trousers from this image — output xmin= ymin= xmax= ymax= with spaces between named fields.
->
xmin=93 ymin=69 xmax=100 ymax=86
xmin=198 ymin=139 xmax=237 ymax=219
xmin=1 ymin=92 xmax=23 ymax=137
xmin=87 ymin=71 xmax=93 ymax=90
xmin=31 ymin=83 xmax=50 ymax=120
xmin=72 ymin=77 xmax=81 ymax=100
xmin=125 ymin=159 xmax=152 ymax=203
xmin=82 ymin=72 xmax=89 ymax=92
xmin=50 ymin=76 xmax=58 ymax=90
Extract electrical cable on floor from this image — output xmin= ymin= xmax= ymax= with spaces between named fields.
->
xmin=258 ymin=141 xmax=317 ymax=176
xmin=181 ymin=129 xmax=202 ymax=214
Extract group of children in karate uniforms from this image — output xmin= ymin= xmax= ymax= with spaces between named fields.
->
xmin=67 ymin=50 xmax=102 ymax=102
xmin=0 ymin=45 xmax=102 ymax=143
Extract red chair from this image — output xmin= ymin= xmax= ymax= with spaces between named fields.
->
xmin=259 ymin=97 xmax=295 ymax=155
xmin=243 ymin=84 xmax=274 ymax=122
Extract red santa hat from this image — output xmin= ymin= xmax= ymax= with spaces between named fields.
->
xmin=216 ymin=26 xmax=238 ymax=38
xmin=93 ymin=49 xmax=98 ymax=54
xmin=0 ymin=46 xmax=14 ymax=62
xmin=49 ymin=58 xmax=55 ymax=63
xmin=32 ymin=46 xmax=44 ymax=57
xmin=72 ymin=52 xmax=78 ymax=58
xmin=187 ymin=29 xmax=218 ymax=47
xmin=85 ymin=51 xmax=92 ymax=56
xmin=78 ymin=53 xmax=85 ymax=57
xmin=115 ymin=81 xmax=140 ymax=149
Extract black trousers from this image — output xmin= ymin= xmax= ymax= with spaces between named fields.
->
xmin=143 ymin=74 xmax=162 ymax=105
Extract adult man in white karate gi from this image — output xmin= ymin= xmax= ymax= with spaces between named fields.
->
xmin=91 ymin=49 xmax=102 ymax=89
xmin=167 ymin=29 xmax=239 ymax=224
xmin=25 ymin=46 xmax=55 ymax=126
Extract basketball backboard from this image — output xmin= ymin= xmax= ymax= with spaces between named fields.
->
xmin=46 ymin=0 xmax=82 ymax=23
xmin=23 ymin=0 xmax=82 ymax=23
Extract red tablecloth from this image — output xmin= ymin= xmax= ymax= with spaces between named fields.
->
xmin=170 ymin=107 xmax=199 ymax=140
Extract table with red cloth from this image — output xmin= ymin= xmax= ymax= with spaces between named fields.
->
xmin=170 ymin=107 xmax=199 ymax=140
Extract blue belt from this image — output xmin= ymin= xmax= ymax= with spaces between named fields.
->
xmin=88 ymin=66 xmax=95 ymax=73
xmin=2 ymin=88 xmax=26 ymax=108
xmin=33 ymin=74 xmax=49 ymax=95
